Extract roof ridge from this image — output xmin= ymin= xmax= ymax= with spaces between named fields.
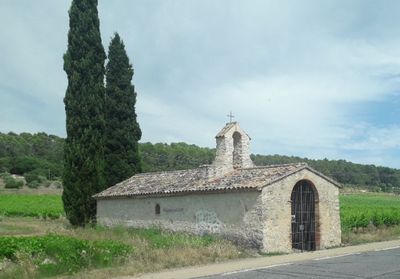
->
xmin=239 ymin=162 xmax=307 ymax=170
xmin=132 ymin=167 xmax=202 ymax=177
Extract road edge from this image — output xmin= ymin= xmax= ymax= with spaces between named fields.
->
xmin=118 ymin=239 xmax=400 ymax=279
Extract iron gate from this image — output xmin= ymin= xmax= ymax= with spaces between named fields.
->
xmin=291 ymin=180 xmax=316 ymax=251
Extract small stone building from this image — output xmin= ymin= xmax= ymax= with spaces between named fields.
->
xmin=94 ymin=122 xmax=341 ymax=253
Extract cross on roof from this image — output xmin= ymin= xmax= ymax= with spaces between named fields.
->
xmin=227 ymin=111 xmax=234 ymax=123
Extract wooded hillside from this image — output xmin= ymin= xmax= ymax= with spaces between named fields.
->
xmin=0 ymin=132 xmax=399 ymax=192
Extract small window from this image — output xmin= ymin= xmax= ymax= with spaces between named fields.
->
xmin=155 ymin=204 xmax=160 ymax=215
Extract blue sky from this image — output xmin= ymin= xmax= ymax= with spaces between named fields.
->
xmin=1 ymin=1 xmax=400 ymax=168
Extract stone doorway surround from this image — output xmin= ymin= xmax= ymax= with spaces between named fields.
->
xmin=291 ymin=180 xmax=320 ymax=251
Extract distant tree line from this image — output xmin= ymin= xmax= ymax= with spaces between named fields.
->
xmin=1 ymin=132 xmax=399 ymax=193
xmin=0 ymin=132 xmax=63 ymax=179
xmin=139 ymin=142 xmax=214 ymax=172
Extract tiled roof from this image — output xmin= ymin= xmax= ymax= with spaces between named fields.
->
xmin=93 ymin=163 xmax=340 ymax=199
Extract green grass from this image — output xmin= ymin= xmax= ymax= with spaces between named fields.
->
xmin=340 ymin=194 xmax=400 ymax=231
xmin=0 ymin=234 xmax=131 ymax=278
xmin=0 ymin=195 xmax=63 ymax=219
xmin=0 ymin=219 xmax=242 ymax=279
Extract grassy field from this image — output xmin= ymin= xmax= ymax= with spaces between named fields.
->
xmin=0 ymin=234 xmax=131 ymax=278
xmin=0 ymin=218 xmax=242 ymax=279
xmin=0 ymin=192 xmax=399 ymax=278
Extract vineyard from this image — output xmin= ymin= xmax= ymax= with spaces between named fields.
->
xmin=0 ymin=195 xmax=63 ymax=219
xmin=340 ymin=194 xmax=400 ymax=231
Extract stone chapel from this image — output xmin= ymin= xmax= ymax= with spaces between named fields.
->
xmin=94 ymin=122 xmax=341 ymax=253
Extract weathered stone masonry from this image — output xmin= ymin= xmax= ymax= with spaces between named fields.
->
xmin=94 ymin=122 xmax=341 ymax=252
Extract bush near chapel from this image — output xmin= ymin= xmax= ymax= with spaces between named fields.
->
xmin=24 ymin=170 xmax=46 ymax=188
xmin=3 ymin=174 xmax=24 ymax=189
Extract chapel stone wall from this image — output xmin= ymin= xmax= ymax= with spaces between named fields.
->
xmin=97 ymin=191 xmax=264 ymax=248
xmin=261 ymin=169 xmax=341 ymax=253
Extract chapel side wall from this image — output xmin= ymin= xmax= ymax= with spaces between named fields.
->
xmin=97 ymin=191 xmax=264 ymax=248
xmin=262 ymin=170 xmax=341 ymax=253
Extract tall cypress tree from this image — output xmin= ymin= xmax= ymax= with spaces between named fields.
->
xmin=63 ymin=0 xmax=106 ymax=226
xmin=104 ymin=33 xmax=142 ymax=187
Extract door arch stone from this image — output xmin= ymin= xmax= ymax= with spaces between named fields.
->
xmin=291 ymin=180 xmax=320 ymax=251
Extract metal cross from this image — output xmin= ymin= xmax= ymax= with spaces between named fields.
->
xmin=227 ymin=111 xmax=234 ymax=123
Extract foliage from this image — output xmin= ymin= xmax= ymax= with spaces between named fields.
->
xmin=24 ymin=170 xmax=46 ymax=189
xmin=3 ymin=175 xmax=24 ymax=189
xmin=63 ymin=0 xmax=107 ymax=226
xmin=0 ymin=195 xmax=63 ymax=218
xmin=340 ymin=194 xmax=400 ymax=231
xmin=23 ymin=171 xmax=41 ymax=184
xmin=104 ymin=33 xmax=142 ymax=187
xmin=0 ymin=234 xmax=131 ymax=277
xmin=0 ymin=219 xmax=242 ymax=279
xmin=0 ymin=132 xmax=63 ymax=178
xmin=139 ymin=142 xmax=215 ymax=172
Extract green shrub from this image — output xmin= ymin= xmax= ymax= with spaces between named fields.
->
xmin=0 ymin=234 xmax=132 ymax=277
xmin=3 ymin=175 xmax=24 ymax=189
xmin=24 ymin=171 xmax=42 ymax=184
xmin=24 ymin=170 xmax=47 ymax=188
xmin=27 ymin=180 xmax=40 ymax=189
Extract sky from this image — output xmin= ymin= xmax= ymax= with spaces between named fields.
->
xmin=1 ymin=1 xmax=400 ymax=168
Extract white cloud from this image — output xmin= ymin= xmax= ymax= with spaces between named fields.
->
xmin=1 ymin=0 xmax=400 ymax=167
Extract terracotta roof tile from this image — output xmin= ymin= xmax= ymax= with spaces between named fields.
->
xmin=93 ymin=163 xmax=339 ymax=199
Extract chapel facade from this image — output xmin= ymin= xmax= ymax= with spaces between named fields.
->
xmin=94 ymin=122 xmax=341 ymax=253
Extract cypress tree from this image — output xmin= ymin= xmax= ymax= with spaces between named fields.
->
xmin=104 ymin=33 xmax=142 ymax=187
xmin=62 ymin=0 xmax=106 ymax=226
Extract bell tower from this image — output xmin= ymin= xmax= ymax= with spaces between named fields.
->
xmin=212 ymin=122 xmax=254 ymax=174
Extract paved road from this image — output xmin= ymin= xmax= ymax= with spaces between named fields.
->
xmin=126 ymin=240 xmax=400 ymax=279
xmin=198 ymin=247 xmax=400 ymax=279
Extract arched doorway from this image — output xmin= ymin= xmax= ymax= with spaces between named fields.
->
xmin=291 ymin=180 xmax=318 ymax=251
